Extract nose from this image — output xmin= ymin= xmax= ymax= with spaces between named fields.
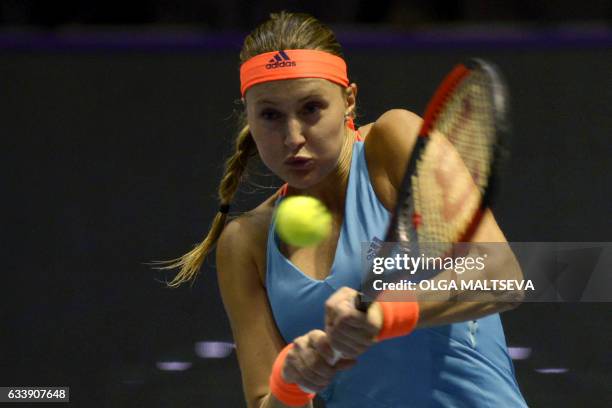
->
xmin=284 ymin=117 xmax=306 ymax=150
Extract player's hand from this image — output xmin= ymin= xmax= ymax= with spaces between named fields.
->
xmin=325 ymin=287 xmax=384 ymax=359
xmin=282 ymin=329 xmax=356 ymax=392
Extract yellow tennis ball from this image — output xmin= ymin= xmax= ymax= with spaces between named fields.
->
xmin=275 ymin=196 xmax=332 ymax=247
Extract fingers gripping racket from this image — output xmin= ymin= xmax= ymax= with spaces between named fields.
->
xmin=357 ymin=58 xmax=509 ymax=311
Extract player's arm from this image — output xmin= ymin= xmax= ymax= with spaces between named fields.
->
xmin=407 ymin=210 xmax=525 ymax=329
xmin=216 ymin=218 xmax=305 ymax=408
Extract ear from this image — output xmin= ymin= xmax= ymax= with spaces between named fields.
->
xmin=344 ymin=83 xmax=358 ymax=117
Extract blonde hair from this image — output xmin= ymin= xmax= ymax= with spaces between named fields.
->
xmin=161 ymin=11 xmax=350 ymax=286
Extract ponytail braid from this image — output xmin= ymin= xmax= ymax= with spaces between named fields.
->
xmin=159 ymin=124 xmax=257 ymax=287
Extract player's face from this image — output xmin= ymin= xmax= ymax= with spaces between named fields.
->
xmin=245 ymin=78 xmax=353 ymax=189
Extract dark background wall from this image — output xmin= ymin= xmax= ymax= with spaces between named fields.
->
xmin=1 ymin=2 xmax=611 ymax=406
xmin=2 ymin=0 xmax=611 ymax=28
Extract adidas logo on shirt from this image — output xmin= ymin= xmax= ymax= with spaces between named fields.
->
xmin=265 ymin=51 xmax=297 ymax=69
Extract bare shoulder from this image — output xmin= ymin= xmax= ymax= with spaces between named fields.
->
xmin=216 ymin=193 xmax=277 ymax=287
xmin=365 ymin=109 xmax=422 ymax=186
xmin=373 ymin=108 xmax=421 ymax=132
xmin=362 ymin=109 xmax=422 ymax=209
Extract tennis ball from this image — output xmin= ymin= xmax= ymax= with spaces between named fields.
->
xmin=275 ymin=196 xmax=332 ymax=247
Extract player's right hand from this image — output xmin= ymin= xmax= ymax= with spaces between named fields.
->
xmin=282 ymin=329 xmax=356 ymax=392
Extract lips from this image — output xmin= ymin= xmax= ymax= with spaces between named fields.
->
xmin=284 ymin=156 xmax=314 ymax=169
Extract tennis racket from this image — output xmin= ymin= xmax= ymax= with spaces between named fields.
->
xmin=356 ymin=57 xmax=509 ymax=311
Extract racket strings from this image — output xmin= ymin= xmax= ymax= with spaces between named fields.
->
xmin=414 ymin=68 xmax=496 ymax=254
xmin=438 ymin=71 xmax=494 ymax=192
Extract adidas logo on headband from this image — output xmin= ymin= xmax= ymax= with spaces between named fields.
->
xmin=265 ymin=50 xmax=297 ymax=69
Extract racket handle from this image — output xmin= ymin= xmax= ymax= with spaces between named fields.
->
xmin=355 ymin=291 xmax=372 ymax=312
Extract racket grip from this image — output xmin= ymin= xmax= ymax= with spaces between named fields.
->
xmin=355 ymin=291 xmax=372 ymax=312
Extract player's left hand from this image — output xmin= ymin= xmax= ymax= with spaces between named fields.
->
xmin=324 ymin=287 xmax=383 ymax=360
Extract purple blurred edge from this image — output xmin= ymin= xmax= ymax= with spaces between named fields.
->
xmin=1 ymin=26 xmax=611 ymax=52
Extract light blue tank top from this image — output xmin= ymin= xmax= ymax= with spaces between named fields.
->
xmin=266 ymin=141 xmax=527 ymax=407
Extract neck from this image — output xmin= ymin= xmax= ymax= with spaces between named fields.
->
xmin=287 ymin=128 xmax=355 ymax=215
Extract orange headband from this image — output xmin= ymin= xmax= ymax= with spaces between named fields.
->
xmin=240 ymin=49 xmax=349 ymax=96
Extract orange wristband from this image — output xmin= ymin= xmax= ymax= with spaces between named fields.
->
xmin=375 ymin=301 xmax=420 ymax=341
xmin=269 ymin=343 xmax=315 ymax=407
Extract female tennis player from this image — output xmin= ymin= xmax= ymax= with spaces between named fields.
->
xmin=166 ymin=11 xmax=527 ymax=408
